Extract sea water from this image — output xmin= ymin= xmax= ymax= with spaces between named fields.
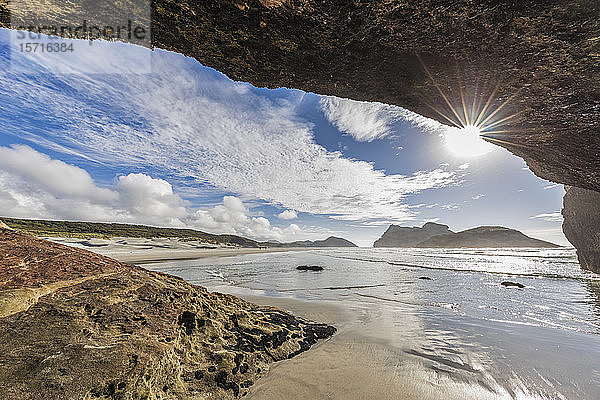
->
xmin=146 ymin=248 xmax=600 ymax=399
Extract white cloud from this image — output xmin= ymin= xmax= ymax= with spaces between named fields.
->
xmin=529 ymin=212 xmax=563 ymax=222
xmin=0 ymin=145 xmax=309 ymax=241
xmin=191 ymin=196 xmax=303 ymax=241
xmin=441 ymin=204 xmax=459 ymax=210
xmin=0 ymin=145 xmax=185 ymax=227
xmin=278 ymin=210 xmax=298 ymax=220
xmin=319 ymin=96 xmax=443 ymax=142
xmin=472 ymin=194 xmax=486 ymax=200
xmin=0 ymin=144 xmax=117 ymax=203
xmin=0 ymin=34 xmax=461 ymax=225
xmin=116 ymin=173 xmax=188 ymax=227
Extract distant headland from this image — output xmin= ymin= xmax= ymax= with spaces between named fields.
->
xmin=374 ymin=222 xmax=559 ymax=248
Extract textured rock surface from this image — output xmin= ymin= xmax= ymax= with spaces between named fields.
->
xmin=374 ymin=222 xmax=452 ymax=247
xmin=415 ymin=226 xmax=559 ymax=248
xmin=563 ymin=187 xmax=600 ymax=274
xmin=0 ymin=228 xmax=335 ymax=399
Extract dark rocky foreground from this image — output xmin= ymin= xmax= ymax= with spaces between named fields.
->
xmin=0 ymin=227 xmax=335 ymax=399
xmin=0 ymin=0 xmax=598 ymax=271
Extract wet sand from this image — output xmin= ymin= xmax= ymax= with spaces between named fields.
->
xmin=231 ymin=294 xmax=600 ymax=400
xmin=119 ymin=249 xmax=600 ymax=399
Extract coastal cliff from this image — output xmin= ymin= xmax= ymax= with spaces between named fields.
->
xmin=374 ymin=222 xmax=451 ymax=247
xmin=375 ymin=223 xmax=558 ymax=248
xmin=563 ymin=187 xmax=600 ymax=274
xmin=415 ymin=226 xmax=559 ymax=248
xmin=0 ymin=227 xmax=335 ymax=399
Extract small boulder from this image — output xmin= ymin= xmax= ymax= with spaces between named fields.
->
xmin=501 ymin=281 xmax=525 ymax=288
xmin=296 ymin=265 xmax=324 ymax=271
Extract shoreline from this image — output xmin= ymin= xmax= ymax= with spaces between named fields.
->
xmin=46 ymin=236 xmax=311 ymax=263
xmin=208 ymin=290 xmax=600 ymax=400
xmin=97 ymin=246 xmax=311 ymax=264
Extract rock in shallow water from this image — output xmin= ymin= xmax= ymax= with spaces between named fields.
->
xmin=501 ymin=281 xmax=526 ymax=289
xmin=296 ymin=265 xmax=324 ymax=271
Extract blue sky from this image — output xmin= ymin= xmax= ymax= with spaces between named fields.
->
xmin=0 ymin=29 xmax=567 ymax=246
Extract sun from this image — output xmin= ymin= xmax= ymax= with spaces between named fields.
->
xmin=444 ymin=125 xmax=494 ymax=158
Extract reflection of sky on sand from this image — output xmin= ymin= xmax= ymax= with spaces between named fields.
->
xmin=147 ymin=249 xmax=600 ymax=399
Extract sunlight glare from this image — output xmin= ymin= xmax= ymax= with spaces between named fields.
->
xmin=444 ymin=125 xmax=494 ymax=158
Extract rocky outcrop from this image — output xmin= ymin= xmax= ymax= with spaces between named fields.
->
xmin=374 ymin=222 xmax=452 ymax=247
xmin=0 ymin=228 xmax=335 ymax=399
xmin=563 ymin=187 xmax=600 ymax=274
xmin=374 ymin=223 xmax=558 ymax=248
xmin=416 ymin=226 xmax=559 ymax=248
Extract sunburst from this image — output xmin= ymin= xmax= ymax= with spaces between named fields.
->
xmin=417 ymin=56 xmax=525 ymax=158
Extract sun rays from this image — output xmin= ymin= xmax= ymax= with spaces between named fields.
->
xmin=416 ymin=56 xmax=526 ymax=157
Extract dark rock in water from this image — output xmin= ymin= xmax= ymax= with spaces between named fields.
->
xmin=296 ymin=265 xmax=324 ymax=271
xmin=501 ymin=281 xmax=526 ymax=288
xmin=418 ymin=277 xmax=432 ymax=280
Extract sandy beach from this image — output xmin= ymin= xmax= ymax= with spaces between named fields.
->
xmin=48 ymin=237 xmax=309 ymax=264
xmin=144 ymin=248 xmax=600 ymax=400
xmin=43 ymin=237 xmax=600 ymax=399
xmin=234 ymin=294 xmax=599 ymax=400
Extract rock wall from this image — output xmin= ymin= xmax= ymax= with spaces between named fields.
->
xmin=563 ymin=187 xmax=600 ymax=274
